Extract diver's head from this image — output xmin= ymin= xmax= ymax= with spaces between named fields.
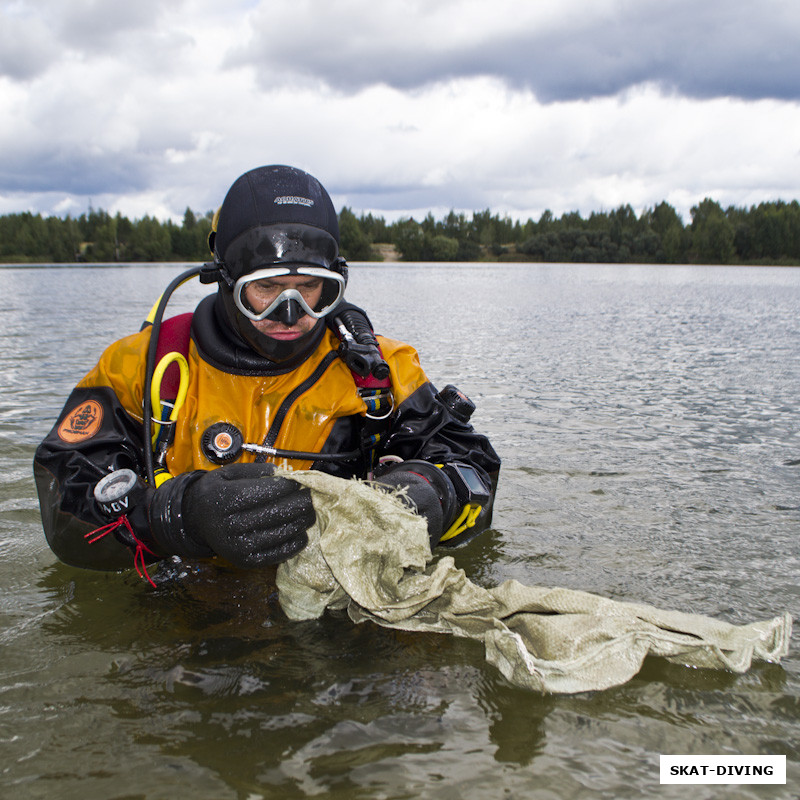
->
xmin=210 ymin=165 xmax=347 ymax=364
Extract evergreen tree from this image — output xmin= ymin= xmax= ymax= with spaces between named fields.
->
xmin=1 ymin=197 xmax=800 ymax=264
xmin=691 ymin=199 xmax=734 ymax=263
xmin=338 ymin=207 xmax=374 ymax=261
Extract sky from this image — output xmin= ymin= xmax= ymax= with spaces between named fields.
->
xmin=1 ymin=0 xmax=799 ymax=225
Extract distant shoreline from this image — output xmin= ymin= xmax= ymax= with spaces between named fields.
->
xmin=3 ymin=259 xmax=799 ymax=269
xmin=4 ymin=198 xmax=800 ymax=266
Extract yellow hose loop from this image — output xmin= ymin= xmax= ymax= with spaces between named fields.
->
xmin=150 ymin=352 xmax=190 ymax=446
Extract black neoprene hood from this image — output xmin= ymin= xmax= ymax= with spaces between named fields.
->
xmin=209 ymin=164 xmax=345 ymax=366
xmin=215 ymin=165 xmax=341 ymax=278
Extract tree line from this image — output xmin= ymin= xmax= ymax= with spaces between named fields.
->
xmin=2 ymin=198 xmax=799 ymax=265
xmin=0 ymin=207 xmax=214 ymax=263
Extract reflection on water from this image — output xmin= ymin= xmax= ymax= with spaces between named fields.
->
xmin=1 ymin=263 xmax=799 ymax=798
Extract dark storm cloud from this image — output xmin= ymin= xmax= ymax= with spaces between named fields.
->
xmin=232 ymin=0 xmax=800 ymax=102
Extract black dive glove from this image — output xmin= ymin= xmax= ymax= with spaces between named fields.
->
xmin=373 ymin=460 xmax=458 ymax=546
xmin=149 ymin=463 xmax=316 ymax=567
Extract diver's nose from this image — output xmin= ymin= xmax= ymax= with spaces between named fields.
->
xmin=267 ymin=298 xmax=306 ymax=327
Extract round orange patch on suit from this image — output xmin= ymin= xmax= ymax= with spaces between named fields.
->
xmin=57 ymin=400 xmax=104 ymax=443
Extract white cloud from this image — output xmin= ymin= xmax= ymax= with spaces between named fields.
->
xmin=0 ymin=0 xmax=799 ymax=225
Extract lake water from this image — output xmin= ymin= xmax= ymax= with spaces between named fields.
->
xmin=1 ymin=262 xmax=799 ymax=799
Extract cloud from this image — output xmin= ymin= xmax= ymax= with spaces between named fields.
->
xmin=318 ymin=82 xmax=800 ymax=221
xmin=0 ymin=3 xmax=59 ymax=80
xmin=0 ymin=0 xmax=203 ymax=86
xmin=0 ymin=0 xmax=798 ymax=225
xmin=230 ymin=0 xmax=800 ymax=102
xmin=52 ymin=0 xmax=169 ymax=50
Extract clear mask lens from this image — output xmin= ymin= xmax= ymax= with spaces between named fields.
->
xmin=233 ymin=266 xmax=345 ymax=322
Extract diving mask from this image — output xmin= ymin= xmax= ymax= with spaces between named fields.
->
xmin=234 ymin=265 xmax=346 ymax=323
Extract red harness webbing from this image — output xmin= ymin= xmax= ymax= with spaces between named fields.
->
xmin=152 ymin=312 xmax=193 ymax=402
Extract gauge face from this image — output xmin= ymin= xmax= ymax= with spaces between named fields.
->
xmin=94 ymin=469 xmax=138 ymax=504
xmin=201 ymin=422 xmax=244 ymax=464
xmin=214 ymin=431 xmax=233 ymax=451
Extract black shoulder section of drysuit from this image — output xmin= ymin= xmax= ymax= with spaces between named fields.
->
xmin=380 ymin=382 xmax=500 ymax=476
xmin=33 ymin=386 xmax=157 ymax=570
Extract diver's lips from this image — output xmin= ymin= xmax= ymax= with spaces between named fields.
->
xmin=264 ymin=329 xmax=304 ymax=341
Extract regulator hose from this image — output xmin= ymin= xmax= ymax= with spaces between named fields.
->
xmin=142 ymin=265 xmax=203 ymax=486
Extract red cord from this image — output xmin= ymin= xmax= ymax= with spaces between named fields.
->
xmin=85 ymin=516 xmax=158 ymax=587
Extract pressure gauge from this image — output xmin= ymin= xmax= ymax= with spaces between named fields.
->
xmin=94 ymin=468 xmax=138 ymax=516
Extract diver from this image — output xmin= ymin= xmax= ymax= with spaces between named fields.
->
xmin=33 ymin=165 xmax=501 ymax=578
